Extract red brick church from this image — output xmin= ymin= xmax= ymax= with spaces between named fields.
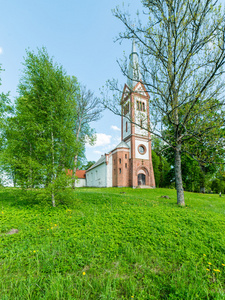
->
xmin=78 ymin=40 xmax=155 ymax=188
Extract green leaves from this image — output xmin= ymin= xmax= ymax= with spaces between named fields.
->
xmin=3 ymin=48 xmax=78 ymax=203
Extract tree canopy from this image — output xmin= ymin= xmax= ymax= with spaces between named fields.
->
xmin=104 ymin=0 xmax=225 ymax=205
xmin=4 ymin=48 xmax=79 ymax=205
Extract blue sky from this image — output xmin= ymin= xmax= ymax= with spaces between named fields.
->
xmin=0 ymin=0 xmax=143 ymax=162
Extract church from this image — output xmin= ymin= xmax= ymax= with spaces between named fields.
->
xmin=80 ymin=40 xmax=155 ymax=188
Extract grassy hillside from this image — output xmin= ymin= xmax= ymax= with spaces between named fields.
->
xmin=1 ymin=187 xmax=225 ymax=299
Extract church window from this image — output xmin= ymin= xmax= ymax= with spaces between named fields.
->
xmin=119 ymin=158 xmax=121 ymax=164
xmin=125 ymin=163 xmax=127 ymax=168
xmin=142 ymin=102 xmax=145 ymax=111
xmin=138 ymin=144 xmax=147 ymax=155
xmin=126 ymin=122 xmax=128 ymax=132
xmin=119 ymin=168 xmax=121 ymax=174
xmin=125 ymin=154 xmax=127 ymax=159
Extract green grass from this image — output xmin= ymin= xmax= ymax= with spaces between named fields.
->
xmin=1 ymin=187 xmax=225 ymax=299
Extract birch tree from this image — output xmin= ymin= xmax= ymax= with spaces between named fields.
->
xmin=105 ymin=0 xmax=225 ymax=205
xmin=5 ymin=48 xmax=77 ymax=206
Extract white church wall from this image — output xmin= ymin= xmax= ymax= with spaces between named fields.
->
xmin=75 ymin=178 xmax=86 ymax=187
xmin=126 ymin=140 xmax=131 ymax=158
xmin=86 ymin=163 xmax=107 ymax=187
xmin=123 ymin=114 xmax=131 ymax=139
xmin=107 ymin=155 xmax=113 ymax=187
xmin=135 ymin=139 xmax=149 ymax=160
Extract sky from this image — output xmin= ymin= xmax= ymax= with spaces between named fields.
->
xmin=0 ymin=0 xmax=143 ymax=163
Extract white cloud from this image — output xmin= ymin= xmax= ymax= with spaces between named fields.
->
xmin=111 ymin=125 xmax=120 ymax=132
xmin=0 ymin=47 xmax=3 ymax=55
xmin=94 ymin=150 xmax=104 ymax=155
xmin=86 ymin=133 xmax=112 ymax=148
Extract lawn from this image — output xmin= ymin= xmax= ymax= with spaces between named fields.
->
xmin=1 ymin=187 xmax=225 ymax=299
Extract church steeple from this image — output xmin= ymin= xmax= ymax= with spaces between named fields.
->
xmin=127 ymin=39 xmax=142 ymax=89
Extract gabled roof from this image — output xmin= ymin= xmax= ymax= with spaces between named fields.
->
xmin=86 ymin=155 xmax=106 ymax=172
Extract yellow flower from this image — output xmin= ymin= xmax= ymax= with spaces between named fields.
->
xmin=82 ymin=272 xmax=86 ymax=275
xmin=208 ymin=262 xmax=212 ymax=265
xmin=203 ymin=254 xmax=206 ymax=256
xmin=206 ymin=269 xmax=210 ymax=271
xmin=33 ymin=250 xmax=36 ymax=253
xmin=2 ymin=212 xmax=3 ymax=214
xmin=222 ymin=264 xmax=225 ymax=266
xmin=55 ymin=224 xmax=57 ymax=226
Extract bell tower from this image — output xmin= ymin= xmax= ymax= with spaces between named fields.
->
xmin=121 ymin=40 xmax=155 ymax=187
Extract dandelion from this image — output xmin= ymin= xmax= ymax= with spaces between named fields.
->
xmin=82 ymin=272 xmax=86 ymax=275
xmin=208 ymin=262 xmax=212 ymax=265
xmin=203 ymin=254 xmax=206 ymax=256
xmin=33 ymin=250 xmax=36 ymax=253
xmin=206 ymin=269 xmax=210 ymax=271
xmin=213 ymin=269 xmax=220 ymax=272
xmin=222 ymin=264 xmax=225 ymax=266
xmin=55 ymin=224 xmax=57 ymax=226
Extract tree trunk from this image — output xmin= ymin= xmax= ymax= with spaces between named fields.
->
xmin=51 ymin=129 xmax=56 ymax=207
xmin=51 ymin=189 xmax=56 ymax=207
xmin=175 ymin=145 xmax=185 ymax=206
xmin=72 ymin=155 xmax=78 ymax=189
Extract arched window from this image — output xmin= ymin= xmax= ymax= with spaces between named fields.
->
xmin=126 ymin=122 xmax=128 ymax=132
xmin=143 ymin=102 xmax=145 ymax=111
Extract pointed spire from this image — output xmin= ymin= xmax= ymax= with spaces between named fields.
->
xmin=127 ymin=39 xmax=142 ymax=89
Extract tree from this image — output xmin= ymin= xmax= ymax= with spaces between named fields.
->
xmin=68 ymin=80 xmax=102 ymax=189
xmin=0 ymin=65 xmax=10 ymax=150
xmin=4 ymin=48 xmax=78 ymax=206
xmin=104 ymin=0 xmax=225 ymax=205
xmin=82 ymin=161 xmax=96 ymax=170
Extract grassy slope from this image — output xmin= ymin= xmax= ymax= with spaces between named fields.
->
xmin=0 ymin=187 xmax=225 ymax=299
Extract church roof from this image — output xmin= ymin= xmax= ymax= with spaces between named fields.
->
xmin=76 ymin=170 xmax=86 ymax=179
xmin=66 ymin=169 xmax=86 ymax=179
xmin=86 ymin=155 xmax=106 ymax=171
xmin=115 ymin=141 xmax=130 ymax=149
xmin=127 ymin=39 xmax=142 ymax=89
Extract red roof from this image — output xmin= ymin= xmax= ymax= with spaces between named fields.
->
xmin=76 ymin=170 xmax=86 ymax=179
xmin=66 ymin=169 xmax=86 ymax=179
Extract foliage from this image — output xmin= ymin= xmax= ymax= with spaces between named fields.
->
xmin=152 ymin=150 xmax=171 ymax=188
xmin=1 ymin=187 xmax=225 ymax=299
xmin=0 ymin=65 xmax=10 ymax=151
xmin=81 ymin=160 xmax=96 ymax=170
xmin=3 ymin=48 xmax=78 ymax=205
